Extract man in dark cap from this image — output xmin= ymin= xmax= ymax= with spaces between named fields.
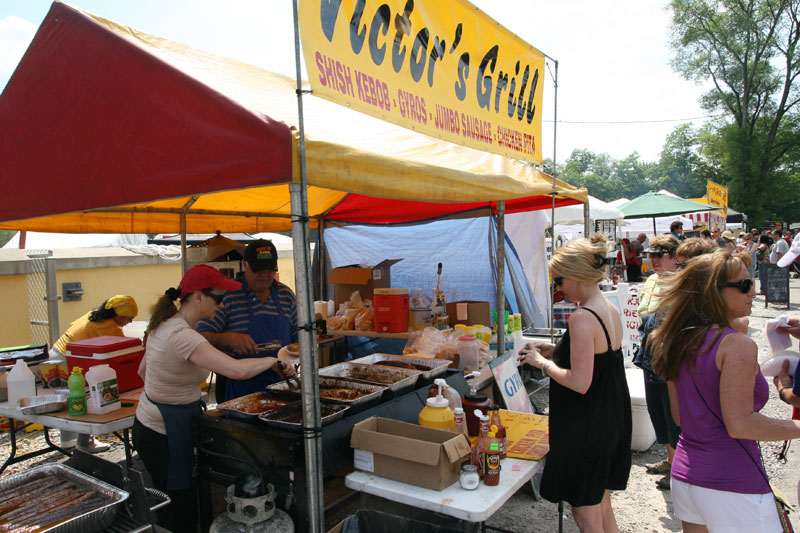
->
xmin=197 ymin=239 xmax=297 ymax=401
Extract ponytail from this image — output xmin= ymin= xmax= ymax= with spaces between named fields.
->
xmin=147 ymin=287 xmax=181 ymax=333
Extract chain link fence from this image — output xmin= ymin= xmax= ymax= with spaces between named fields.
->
xmin=26 ymin=250 xmax=50 ymax=346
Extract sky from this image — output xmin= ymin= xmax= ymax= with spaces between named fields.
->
xmin=0 ymin=0 xmax=710 ymax=164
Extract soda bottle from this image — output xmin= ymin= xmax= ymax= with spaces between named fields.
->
xmin=489 ymin=407 xmax=507 ymax=459
xmin=68 ymin=367 xmax=87 ymax=416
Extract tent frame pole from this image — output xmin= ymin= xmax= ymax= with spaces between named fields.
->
xmin=549 ymin=59 xmax=559 ymax=340
xmin=292 ymin=2 xmax=324 ymax=531
xmin=496 ymin=201 xmax=506 ymax=358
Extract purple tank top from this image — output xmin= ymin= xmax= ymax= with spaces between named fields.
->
xmin=671 ymin=328 xmax=770 ymax=494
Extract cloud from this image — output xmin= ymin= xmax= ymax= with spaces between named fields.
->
xmin=0 ymin=15 xmax=37 ymax=91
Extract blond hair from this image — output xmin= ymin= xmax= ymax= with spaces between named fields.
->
xmin=648 ymin=234 xmax=680 ymax=253
xmin=550 ymin=234 xmax=611 ymax=284
xmin=676 ymin=237 xmax=718 ymax=260
xmin=649 ymin=249 xmax=752 ymax=380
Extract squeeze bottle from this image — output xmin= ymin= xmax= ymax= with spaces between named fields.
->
xmin=462 ymin=372 xmax=490 ymax=437
xmin=8 ymin=359 xmax=36 ymax=408
xmin=419 ymin=378 xmax=455 ymax=431
xmin=67 ymin=367 xmax=87 ymax=416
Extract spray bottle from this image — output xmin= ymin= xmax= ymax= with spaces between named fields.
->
xmin=419 ymin=378 xmax=455 ymax=431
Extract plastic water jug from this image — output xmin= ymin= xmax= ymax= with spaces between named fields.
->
xmin=8 ymin=359 xmax=35 ymax=408
xmin=86 ymin=364 xmax=121 ymax=414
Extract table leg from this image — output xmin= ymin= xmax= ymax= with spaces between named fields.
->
xmin=0 ymin=416 xmax=18 ymax=475
xmin=42 ymin=427 xmax=72 ymax=457
xmin=111 ymin=428 xmax=134 ymax=469
xmin=0 ymin=419 xmax=67 ymax=475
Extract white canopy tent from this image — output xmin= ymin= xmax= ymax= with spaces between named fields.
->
xmin=3 ymin=232 xmax=148 ymax=249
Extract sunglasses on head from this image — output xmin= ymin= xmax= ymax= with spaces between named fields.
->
xmin=720 ymin=278 xmax=754 ymax=294
xmin=202 ymin=289 xmax=225 ymax=305
xmin=553 ymin=276 xmax=564 ymax=287
xmin=649 ymin=252 xmax=669 ymax=259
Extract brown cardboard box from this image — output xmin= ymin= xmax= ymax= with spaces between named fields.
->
xmin=327 ymin=259 xmax=401 ymax=308
xmin=350 ymin=417 xmax=471 ymax=491
xmin=446 ymin=301 xmax=491 ymax=327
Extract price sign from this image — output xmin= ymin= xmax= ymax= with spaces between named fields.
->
xmin=616 ymin=282 xmax=641 ymax=362
xmin=489 ymin=351 xmax=533 ymax=414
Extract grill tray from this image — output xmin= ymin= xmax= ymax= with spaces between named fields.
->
xmin=353 ymin=354 xmax=451 ymax=381
xmin=18 ymin=394 xmax=68 ymax=415
xmin=258 ymin=402 xmax=349 ymax=432
xmin=319 ymin=362 xmax=420 ymax=395
xmin=216 ymin=390 xmax=299 ymax=420
xmin=268 ymin=376 xmax=386 ymax=407
xmin=0 ymin=463 xmax=129 ymax=533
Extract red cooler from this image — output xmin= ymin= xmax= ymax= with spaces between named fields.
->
xmin=373 ymin=288 xmax=410 ymax=333
xmin=66 ymin=336 xmax=144 ymax=392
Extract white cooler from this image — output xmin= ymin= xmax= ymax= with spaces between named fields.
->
xmin=626 ymin=367 xmax=656 ymax=452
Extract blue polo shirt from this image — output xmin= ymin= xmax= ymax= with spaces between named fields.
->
xmin=197 ymin=279 xmax=298 ymax=341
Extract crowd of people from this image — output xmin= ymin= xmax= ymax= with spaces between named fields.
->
xmin=518 ymin=225 xmax=800 ymax=532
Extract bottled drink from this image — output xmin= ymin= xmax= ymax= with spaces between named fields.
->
xmin=67 ymin=367 xmax=87 ymax=416
xmin=489 ymin=407 xmax=507 ymax=459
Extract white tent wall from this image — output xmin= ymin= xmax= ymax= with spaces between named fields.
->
xmin=619 ymin=216 xmax=694 ymax=238
xmin=545 ymin=195 xmax=623 ymax=226
xmin=3 ymin=232 xmax=149 ymax=249
xmin=503 ymin=210 xmax=550 ymax=326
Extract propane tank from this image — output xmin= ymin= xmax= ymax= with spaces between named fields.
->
xmin=209 ymin=473 xmax=294 ymax=533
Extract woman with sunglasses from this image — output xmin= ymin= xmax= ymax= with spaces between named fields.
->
xmin=132 ymin=265 xmax=296 ymax=533
xmin=635 ymin=235 xmax=681 ymax=490
xmin=518 ymin=235 xmax=631 ymax=532
xmin=649 ymin=250 xmax=798 ymax=531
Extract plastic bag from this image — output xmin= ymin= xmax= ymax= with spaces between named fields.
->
xmin=403 ymin=327 xmax=459 ymax=360
xmin=355 ymin=310 xmax=374 ymax=331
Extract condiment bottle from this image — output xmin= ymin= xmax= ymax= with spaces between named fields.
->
xmin=67 ymin=367 xmax=87 ymax=416
xmin=453 ymin=407 xmax=470 ymax=465
xmin=462 ymin=373 xmax=490 ymax=436
xmin=457 ymin=335 xmax=479 ymax=371
xmin=483 ymin=425 xmax=502 ymax=486
xmin=471 ymin=410 xmax=490 ymax=478
xmin=419 ymin=378 xmax=454 ymax=431
xmin=8 ymin=359 xmax=35 ymax=408
xmin=428 ymin=381 xmax=462 ymax=411
xmin=489 ymin=407 xmax=507 ymax=458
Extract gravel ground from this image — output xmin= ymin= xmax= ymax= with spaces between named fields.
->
xmin=2 ymin=281 xmax=799 ymax=532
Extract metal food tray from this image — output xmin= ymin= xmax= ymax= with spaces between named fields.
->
xmin=319 ymin=361 xmax=421 ymax=394
xmin=18 ymin=394 xmax=68 ymax=415
xmin=268 ymin=376 xmax=386 ymax=407
xmin=216 ymin=390 xmax=299 ymax=420
xmin=354 ymin=354 xmax=451 ymax=380
xmin=258 ymin=402 xmax=349 ymax=432
xmin=0 ymin=463 xmax=129 ymax=533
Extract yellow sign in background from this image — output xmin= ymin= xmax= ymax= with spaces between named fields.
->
xmin=298 ymin=0 xmax=545 ymax=164
xmin=707 ymin=180 xmax=728 ymax=215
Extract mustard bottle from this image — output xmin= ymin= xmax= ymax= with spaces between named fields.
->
xmin=419 ymin=378 xmax=455 ymax=431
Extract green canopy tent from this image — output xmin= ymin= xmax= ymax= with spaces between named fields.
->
xmin=619 ymin=191 xmax=718 ymax=234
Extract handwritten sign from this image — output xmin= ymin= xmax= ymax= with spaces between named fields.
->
xmin=616 ymin=282 xmax=641 ymax=363
xmin=766 ymin=265 xmax=790 ymax=308
xmin=299 ymin=0 xmax=545 ymax=164
xmin=707 ymin=180 xmax=728 ymax=216
xmin=499 ymin=409 xmax=549 ymax=460
xmin=489 ymin=351 xmax=533 ymax=414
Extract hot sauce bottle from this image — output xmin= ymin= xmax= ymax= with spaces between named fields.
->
xmin=489 ymin=407 xmax=507 ymax=459
xmin=471 ymin=410 xmax=490 ymax=478
xmin=483 ymin=425 xmax=502 ymax=486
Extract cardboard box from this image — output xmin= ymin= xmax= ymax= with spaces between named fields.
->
xmin=327 ymin=259 xmax=401 ymax=308
xmin=350 ymin=417 xmax=471 ymax=491
xmin=446 ymin=301 xmax=491 ymax=327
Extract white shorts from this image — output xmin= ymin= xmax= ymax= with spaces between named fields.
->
xmin=672 ymin=478 xmax=782 ymax=532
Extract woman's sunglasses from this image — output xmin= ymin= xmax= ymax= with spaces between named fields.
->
xmin=720 ymin=278 xmax=754 ymax=294
xmin=553 ymin=276 xmax=564 ymax=287
xmin=202 ymin=289 xmax=225 ymax=305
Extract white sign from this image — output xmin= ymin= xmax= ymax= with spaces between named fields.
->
xmin=489 ymin=351 xmax=533 ymax=414
xmin=616 ymin=282 xmax=641 ymax=363
xmin=353 ymin=448 xmax=375 ymax=472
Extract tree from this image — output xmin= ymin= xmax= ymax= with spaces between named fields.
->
xmin=656 ymin=124 xmax=708 ymax=198
xmin=670 ymin=0 xmax=800 ymax=224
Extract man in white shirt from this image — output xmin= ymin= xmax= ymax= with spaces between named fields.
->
xmin=771 ymin=229 xmax=789 ymax=264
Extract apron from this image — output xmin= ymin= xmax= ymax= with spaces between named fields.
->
xmin=146 ymin=392 xmax=205 ymax=491
xmin=225 ymin=284 xmax=293 ymax=400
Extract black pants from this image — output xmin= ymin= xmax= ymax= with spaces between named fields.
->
xmin=132 ymin=418 xmax=198 ymax=533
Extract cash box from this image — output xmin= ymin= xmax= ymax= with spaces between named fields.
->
xmin=66 ymin=336 xmax=144 ymax=392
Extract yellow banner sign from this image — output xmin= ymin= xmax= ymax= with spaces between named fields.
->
xmin=298 ymin=0 xmax=545 ymax=164
xmin=707 ymin=180 xmax=728 ymax=214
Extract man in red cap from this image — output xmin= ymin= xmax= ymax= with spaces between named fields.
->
xmin=197 ymin=239 xmax=297 ymax=401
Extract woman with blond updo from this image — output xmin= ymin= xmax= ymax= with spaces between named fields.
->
xmin=518 ymin=235 xmax=631 ymax=532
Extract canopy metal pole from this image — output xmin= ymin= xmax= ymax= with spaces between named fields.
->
xmin=180 ymin=214 xmax=187 ymax=275
xmin=549 ymin=59 xmax=559 ymax=339
xmin=652 ymin=217 xmax=657 ymax=235
xmin=292 ymin=2 xmax=324 ymax=531
xmin=496 ymin=201 xmax=506 ymax=359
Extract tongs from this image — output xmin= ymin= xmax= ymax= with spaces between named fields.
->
xmin=256 ymin=340 xmax=282 ymax=353
xmin=276 ymin=360 xmax=301 ymax=390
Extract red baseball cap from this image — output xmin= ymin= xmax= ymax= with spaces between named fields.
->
xmin=179 ymin=264 xmax=241 ymax=298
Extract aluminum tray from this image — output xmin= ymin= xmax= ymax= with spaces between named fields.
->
xmin=268 ymin=376 xmax=386 ymax=407
xmin=216 ymin=390 xmax=299 ymax=420
xmin=18 ymin=394 xmax=68 ymax=415
xmin=354 ymin=354 xmax=451 ymax=381
xmin=0 ymin=463 xmax=129 ymax=533
xmin=319 ymin=362 xmax=421 ymax=394
xmin=258 ymin=402 xmax=349 ymax=432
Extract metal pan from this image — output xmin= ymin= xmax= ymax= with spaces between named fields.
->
xmin=319 ymin=362 xmax=421 ymax=395
xmin=258 ymin=402 xmax=349 ymax=432
xmin=216 ymin=390 xmax=299 ymax=420
xmin=0 ymin=463 xmax=128 ymax=533
xmin=18 ymin=394 xmax=68 ymax=415
xmin=268 ymin=376 xmax=386 ymax=407
xmin=353 ymin=354 xmax=451 ymax=381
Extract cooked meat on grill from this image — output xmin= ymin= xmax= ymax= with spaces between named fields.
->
xmin=319 ymin=388 xmax=363 ymax=400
